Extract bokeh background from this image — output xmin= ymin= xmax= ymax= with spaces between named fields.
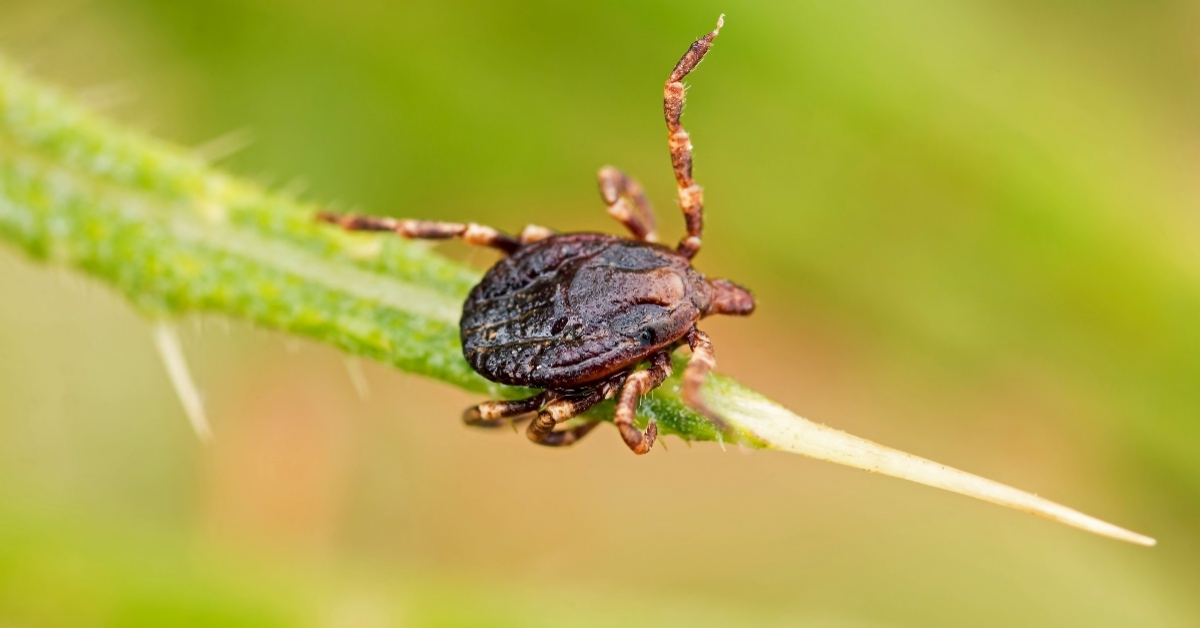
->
xmin=1 ymin=1 xmax=1198 ymax=626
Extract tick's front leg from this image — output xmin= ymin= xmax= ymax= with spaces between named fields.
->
xmin=598 ymin=166 xmax=657 ymax=242
xmin=664 ymin=15 xmax=723 ymax=259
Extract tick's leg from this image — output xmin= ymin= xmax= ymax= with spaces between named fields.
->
xmin=526 ymin=393 xmax=604 ymax=447
xmin=463 ymin=391 xmax=549 ymax=429
xmin=613 ymin=351 xmax=673 ymax=455
xmin=538 ymin=419 xmax=602 ymax=447
xmin=526 ymin=376 xmax=625 ymax=448
xmin=317 ymin=212 xmax=521 ymax=255
xmin=598 ymin=166 xmax=657 ymax=242
xmin=664 ymin=15 xmax=723 ymax=259
xmin=683 ymin=327 xmax=732 ymax=436
xmin=518 ymin=224 xmax=556 ymax=245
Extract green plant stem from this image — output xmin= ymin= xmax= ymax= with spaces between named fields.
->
xmin=0 ymin=58 xmax=1155 ymax=546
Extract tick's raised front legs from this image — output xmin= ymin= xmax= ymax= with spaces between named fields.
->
xmin=682 ymin=327 xmax=732 ymax=437
xmin=318 ymin=212 xmax=550 ymax=255
xmin=613 ymin=350 xmax=673 ymax=454
xmin=598 ymin=166 xmax=657 ymax=242
xmin=664 ymin=15 xmax=723 ymax=260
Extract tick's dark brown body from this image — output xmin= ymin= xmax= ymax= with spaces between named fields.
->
xmin=319 ymin=16 xmax=752 ymax=454
xmin=462 ymin=234 xmax=708 ymax=389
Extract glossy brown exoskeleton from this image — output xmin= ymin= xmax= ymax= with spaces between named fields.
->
xmin=319 ymin=16 xmax=753 ymax=454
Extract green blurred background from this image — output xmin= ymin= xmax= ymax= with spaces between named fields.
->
xmin=1 ymin=1 xmax=1197 ymax=626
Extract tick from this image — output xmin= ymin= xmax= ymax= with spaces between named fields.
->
xmin=319 ymin=16 xmax=753 ymax=454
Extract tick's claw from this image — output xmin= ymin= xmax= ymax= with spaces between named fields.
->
xmin=632 ymin=420 xmax=658 ymax=455
xmin=462 ymin=407 xmax=482 ymax=424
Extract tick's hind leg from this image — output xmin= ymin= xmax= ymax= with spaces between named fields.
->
xmin=527 ymin=375 xmax=624 ymax=448
xmin=317 ymin=212 xmax=522 ymax=255
xmin=463 ymin=392 xmax=548 ymax=429
xmin=537 ymin=419 xmax=602 ymax=447
xmin=613 ymin=351 xmax=673 ymax=455
xmin=664 ymin=15 xmax=723 ymax=259
xmin=598 ymin=166 xmax=657 ymax=241
xmin=526 ymin=394 xmax=604 ymax=447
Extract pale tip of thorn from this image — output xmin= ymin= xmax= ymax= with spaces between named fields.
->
xmin=153 ymin=322 xmax=214 ymax=443
xmin=344 ymin=358 xmax=371 ymax=401
xmin=715 ymin=14 xmax=725 ymax=32
xmin=718 ymin=391 xmax=1157 ymax=546
xmin=192 ymin=127 xmax=254 ymax=163
xmin=1134 ymin=534 xmax=1158 ymax=547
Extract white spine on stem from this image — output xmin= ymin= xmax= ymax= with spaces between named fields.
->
xmin=153 ymin=322 xmax=214 ymax=443
xmin=708 ymin=385 xmax=1156 ymax=546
